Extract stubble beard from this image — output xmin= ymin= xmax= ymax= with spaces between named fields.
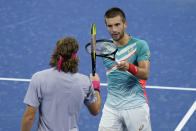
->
xmin=112 ymin=30 xmax=124 ymax=42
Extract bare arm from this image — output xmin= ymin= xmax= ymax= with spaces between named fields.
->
xmin=21 ymin=105 xmax=36 ymax=131
xmin=87 ymin=91 xmax=102 ymax=116
xmin=87 ymin=73 xmax=102 ymax=116
xmin=135 ymin=60 xmax=150 ymax=80
xmin=117 ymin=60 xmax=150 ymax=80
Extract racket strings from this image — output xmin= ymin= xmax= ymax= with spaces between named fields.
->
xmin=85 ymin=39 xmax=118 ymax=62
xmin=86 ymin=41 xmax=116 ymax=55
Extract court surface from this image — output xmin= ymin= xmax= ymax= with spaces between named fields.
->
xmin=0 ymin=0 xmax=196 ymax=130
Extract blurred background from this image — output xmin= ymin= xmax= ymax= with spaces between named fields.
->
xmin=0 ymin=0 xmax=195 ymax=130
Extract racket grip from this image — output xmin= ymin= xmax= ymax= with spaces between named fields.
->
xmin=92 ymin=70 xmax=95 ymax=76
xmin=91 ymin=53 xmax=96 ymax=76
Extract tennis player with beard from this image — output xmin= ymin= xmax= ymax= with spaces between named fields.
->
xmin=98 ymin=7 xmax=152 ymax=131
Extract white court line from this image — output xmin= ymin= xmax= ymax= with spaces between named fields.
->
xmin=175 ymin=101 xmax=196 ymax=131
xmin=0 ymin=77 xmax=30 ymax=82
xmin=0 ymin=77 xmax=196 ymax=91
xmin=146 ymin=86 xmax=196 ymax=91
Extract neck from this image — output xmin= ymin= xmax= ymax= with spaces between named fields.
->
xmin=115 ymin=34 xmax=130 ymax=47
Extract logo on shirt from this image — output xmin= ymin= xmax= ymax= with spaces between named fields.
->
xmin=117 ymin=43 xmax=136 ymax=55
xmin=128 ymin=48 xmax=134 ymax=53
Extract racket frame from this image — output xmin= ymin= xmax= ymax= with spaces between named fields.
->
xmin=91 ymin=24 xmax=96 ymax=76
xmin=85 ymin=39 xmax=118 ymax=61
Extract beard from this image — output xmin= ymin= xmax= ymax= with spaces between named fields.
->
xmin=111 ymin=30 xmax=125 ymax=42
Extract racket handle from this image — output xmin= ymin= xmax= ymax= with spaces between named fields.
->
xmin=91 ymin=53 xmax=96 ymax=76
xmin=92 ymin=70 xmax=96 ymax=76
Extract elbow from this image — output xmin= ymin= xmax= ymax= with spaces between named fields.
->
xmin=91 ymin=111 xmax=99 ymax=116
xmin=141 ymin=73 xmax=149 ymax=80
xmin=89 ymin=103 xmax=101 ymax=116
xmin=90 ymin=107 xmax=101 ymax=116
xmin=143 ymin=76 xmax=148 ymax=80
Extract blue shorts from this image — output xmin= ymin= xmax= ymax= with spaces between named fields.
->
xmin=98 ymin=103 xmax=151 ymax=131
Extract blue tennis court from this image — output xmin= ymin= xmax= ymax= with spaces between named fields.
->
xmin=0 ymin=0 xmax=195 ymax=130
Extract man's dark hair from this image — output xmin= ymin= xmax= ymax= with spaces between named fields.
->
xmin=104 ymin=7 xmax=126 ymax=23
xmin=49 ymin=37 xmax=79 ymax=73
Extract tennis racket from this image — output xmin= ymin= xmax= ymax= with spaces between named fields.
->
xmin=85 ymin=39 xmax=119 ymax=64
xmin=91 ymin=24 xmax=96 ymax=76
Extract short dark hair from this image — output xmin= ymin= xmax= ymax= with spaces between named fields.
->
xmin=49 ymin=37 xmax=79 ymax=73
xmin=104 ymin=7 xmax=126 ymax=23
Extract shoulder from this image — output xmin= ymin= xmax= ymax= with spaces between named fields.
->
xmin=73 ymin=73 xmax=90 ymax=82
xmin=132 ymin=38 xmax=149 ymax=52
xmin=133 ymin=38 xmax=148 ymax=47
xmin=75 ymin=72 xmax=89 ymax=79
xmin=74 ymin=73 xmax=92 ymax=90
xmin=31 ymin=68 xmax=52 ymax=80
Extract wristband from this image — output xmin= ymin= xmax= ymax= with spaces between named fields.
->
xmin=92 ymin=81 xmax=100 ymax=92
xmin=128 ymin=62 xmax=139 ymax=76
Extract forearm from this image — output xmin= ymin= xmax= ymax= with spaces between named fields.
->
xmin=127 ymin=61 xmax=150 ymax=80
xmin=21 ymin=105 xmax=36 ymax=131
xmin=88 ymin=74 xmax=102 ymax=116
xmin=89 ymin=80 xmax=102 ymax=115
xmin=21 ymin=116 xmax=34 ymax=131
xmin=87 ymin=91 xmax=102 ymax=116
xmin=94 ymin=91 xmax=102 ymax=112
xmin=134 ymin=66 xmax=149 ymax=80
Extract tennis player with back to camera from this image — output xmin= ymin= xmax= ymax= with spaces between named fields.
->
xmin=98 ymin=7 xmax=152 ymax=131
xmin=21 ymin=37 xmax=101 ymax=131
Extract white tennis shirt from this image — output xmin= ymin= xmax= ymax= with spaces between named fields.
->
xmin=24 ymin=68 xmax=96 ymax=131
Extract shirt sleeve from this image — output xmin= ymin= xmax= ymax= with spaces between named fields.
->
xmin=84 ymin=80 xmax=97 ymax=106
xmin=23 ymin=73 xmax=42 ymax=108
xmin=137 ymin=40 xmax=151 ymax=62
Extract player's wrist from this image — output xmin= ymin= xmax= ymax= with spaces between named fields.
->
xmin=128 ymin=62 xmax=139 ymax=76
xmin=92 ymin=81 xmax=100 ymax=92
